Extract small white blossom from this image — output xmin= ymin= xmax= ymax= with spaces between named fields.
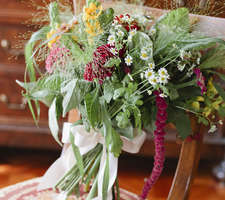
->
xmin=180 ymin=49 xmax=192 ymax=60
xmin=125 ymin=54 xmax=133 ymax=66
xmin=158 ymin=76 xmax=168 ymax=85
xmin=145 ymin=69 xmax=155 ymax=79
xmin=117 ymin=30 xmax=124 ymax=37
xmin=158 ymin=68 xmax=169 ymax=78
xmin=172 ymin=43 xmax=178 ymax=48
xmin=148 ymin=76 xmax=158 ymax=86
xmin=108 ymin=35 xmax=115 ymax=45
xmin=129 ymin=29 xmax=137 ymax=36
xmin=197 ymin=57 xmax=201 ymax=65
xmin=140 ymin=50 xmax=149 ymax=61
xmin=140 ymin=72 xmax=144 ymax=79
xmin=187 ymin=70 xmax=193 ymax=77
xmin=159 ymin=93 xmax=168 ymax=98
xmin=148 ymin=62 xmax=155 ymax=70
xmin=115 ymin=24 xmax=122 ymax=30
xmin=208 ymin=125 xmax=217 ymax=133
xmin=219 ymin=120 xmax=223 ymax=125
xmin=110 ymin=48 xmax=117 ymax=55
xmin=122 ymin=15 xmax=130 ymax=22
xmin=147 ymin=90 xmax=152 ymax=95
xmin=177 ymin=61 xmax=186 ymax=71
xmin=149 ymin=27 xmax=156 ymax=36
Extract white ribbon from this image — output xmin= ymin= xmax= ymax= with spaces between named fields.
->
xmin=38 ymin=123 xmax=146 ymax=200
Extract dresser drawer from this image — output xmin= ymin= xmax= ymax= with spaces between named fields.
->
xmin=0 ymin=63 xmax=48 ymax=120
xmin=0 ymin=24 xmax=30 ymax=65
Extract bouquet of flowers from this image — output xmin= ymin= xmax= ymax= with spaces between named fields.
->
xmin=17 ymin=0 xmax=225 ymax=199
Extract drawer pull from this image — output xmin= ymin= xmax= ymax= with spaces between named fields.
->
xmin=0 ymin=94 xmax=27 ymax=110
xmin=1 ymin=39 xmax=24 ymax=56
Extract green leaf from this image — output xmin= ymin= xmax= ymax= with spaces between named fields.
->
xmin=167 ymin=106 xmax=192 ymax=139
xmin=49 ymin=2 xmax=60 ymax=28
xmin=207 ymin=70 xmax=225 ymax=82
xmin=110 ymin=129 xmax=123 ymax=157
xmin=70 ymin=132 xmax=84 ymax=176
xmin=214 ymin=82 xmax=225 ymax=101
xmin=104 ymin=57 xmax=121 ymax=68
xmin=102 ymin=153 xmax=110 ymax=200
xmin=113 ymin=88 xmax=125 ymax=100
xmin=48 ymin=98 xmax=62 ymax=146
xmin=84 ymin=88 xmax=101 ymax=128
xmin=62 ymin=79 xmax=78 ymax=117
xmin=104 ymin=83 xmax=114 ymax=103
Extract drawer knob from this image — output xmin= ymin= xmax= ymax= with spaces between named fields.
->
xmin=0 ymin=94 xmax=27 ymax=110
xmin=1 ymin=39 xmax=10 ymax=49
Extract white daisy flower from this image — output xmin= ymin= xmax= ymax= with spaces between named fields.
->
xmin=158 ymin=68 xmax=169 ymax=78
xmin=125 ymin=54 xmax=133 ymax=66
xmin=129 ymin=29 xmax=137 ymax=36
xmin=140 ymin=50 xmax=149 ymax=61
xmin=148 ymin=62 xmax=155 ymax=70
xmin=108 ymin=35 xmax=115 ymax=45
xmin=158 ymin=76 xmax=168 ymax=85
xmin=145 ymin=69 xmax=155 ymax=79
xmin=117 ymin=30 xmax=124 ymax=38
xmin=148 ymin=76 xmax=158 ymax=86
xmin=149 ymin=27 xmax=156 ymax=36
xmin=122 ymin=15 xmax=130 ymax=22
xmin=110 ymin=48 xmax=117 ymax=55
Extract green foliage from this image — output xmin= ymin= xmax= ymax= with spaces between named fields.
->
xmin=168 ymin=106 xmax=192 ymax=139
xmin=49 ymin=2 xmax=60 ymax=28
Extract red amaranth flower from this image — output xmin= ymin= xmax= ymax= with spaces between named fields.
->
xmin=83 ymin=44 xmax=114 ymax=84
xmin=140 ymin=90 xmax=168 ymax=200
xmin=194 ymin=68 xmax=207 ymax=95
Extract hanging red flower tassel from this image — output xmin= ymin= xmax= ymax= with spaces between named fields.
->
xmin=140 ymin=90 xmax=168 ymax=199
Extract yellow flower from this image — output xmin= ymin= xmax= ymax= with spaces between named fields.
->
xmin=207 ymin=78 xmax=217 ymax=94
xmin=85 ymin=21 xmax=102 ymax=37
xmin=84 ymin=3 xmax=103 ymax=20
xmin=203 ymin=107 xmax=212 ymax=117
xmin=47 ymin=25 xmax=61 ymax=48
xmin=196 ymin=96 xmax=204 ymax=102
xmin=192 ymin=101 xmax=200 ymax=110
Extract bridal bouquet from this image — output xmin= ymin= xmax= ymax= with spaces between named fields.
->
xmin=17 ymin=0 xmax=225 ymax=199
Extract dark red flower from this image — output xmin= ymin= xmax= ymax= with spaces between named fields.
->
xmin=83 ymin=44 xmax=115 ymax=84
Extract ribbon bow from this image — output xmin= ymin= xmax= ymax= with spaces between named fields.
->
xmin=38 ymin=123 xmax=146 ymax=199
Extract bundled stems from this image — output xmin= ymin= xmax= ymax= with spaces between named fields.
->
xmin=140 ymin=91 xmax=168 ymax=199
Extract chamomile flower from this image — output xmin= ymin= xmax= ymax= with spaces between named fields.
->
xmin=140 ymin=50 xmax=149 ymax=61
xmin=122 ymin=15 xmax=130 ymax=22
xmin=117 ymin=30 xmax=124 ymax=38
xmin=145 ymin=69 xmax=155 ymax=79
xmin=125 ymin=54 xmax=133 ymax=66
xmin=158 ymin=76 xmax=168 ymax=85
xmin=110 ymin=48 xmax=117 ymax=55
xmin=158 ymin=68 xmax=169 ymax=78
xmin=148 ymin=62 xmax=155 ymax=70
xmin=108 ymin=35 xmax=115 ymax=45
xmin=149 ymin=27 xmax=156 ymax=36
xmin=129 ymin=29 xmax=137 ymax=36
xmin=148 ymin=76 xmax=158 ymax=86
xmin=115 ymin=24 xmax=122 ymax=30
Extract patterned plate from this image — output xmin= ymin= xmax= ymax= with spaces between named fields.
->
xmin=0 ymin=178 xmax=139 ymax=200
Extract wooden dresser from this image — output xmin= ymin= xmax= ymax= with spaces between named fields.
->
xmin=0 ymin=0 xmax=224 ymax=159
xmin=0 ymin=0 xmax=60 ymax=150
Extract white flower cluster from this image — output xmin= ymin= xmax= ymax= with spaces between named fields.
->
xmin=144 ymin=64 xmax=170 ymax=87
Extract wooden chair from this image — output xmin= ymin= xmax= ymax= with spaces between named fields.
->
xmin=69 ymin=1 xmax=225 ymax=199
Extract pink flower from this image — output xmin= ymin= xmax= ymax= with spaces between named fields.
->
xmin=194 ymin=68 xmax=207 ymax=95
xmin=45 ymin=43 xmax=70 ymax=73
